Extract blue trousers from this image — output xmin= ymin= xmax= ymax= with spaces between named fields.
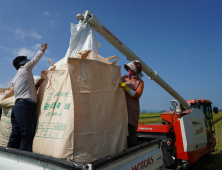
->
xmin=7 ymin=100 xmax=36 ymax=152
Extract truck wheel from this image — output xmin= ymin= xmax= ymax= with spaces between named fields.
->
xmin=213 ymin=137 xmax=216 ymax=149
xmin=164 ymin=163 xmax=178 ymax=170
xmin=207 ymin=132 xmax=213 ymax=151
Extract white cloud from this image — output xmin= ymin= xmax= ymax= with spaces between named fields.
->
xmin=31 ymin=44 xmax=41 ymax=51
xmin=43 ymin=11 xmax=59 ymax=26
xmin=41 ymin=56 xmax=50 ymax=62
xmin=14 ymin=28 xmax=42 ymax=40
xmin=13 ymin=47 xmax=35 ymax=58
xmin=4 ymin=57 xmax=13 ymax=62
xmin=30 ymin=31 xmax=42 ymax=40
xmin=0 ymin=46 xmax=10 ymax=52
xmin=14 ymin=28 xmax=26 ymax=39
xmin=2 ymin=44 xmax=43 ymax=60
xmin=38 ymin=56 xmax=56 ymax=68
xmin=44 ymin=11 xmax=60 ymax=17
xmin=2 ymin=43 xmax=42 ymax=56
xmin=0 ymin=80 xmax=13 ymax=88
xmin=40 ymin=56 xmax=56 ymax=63
xmin=51 ymin=20 xmax=56 ymax=26
xmin=1 ymin=25 xmax=12 ymax=31
xmin=3 ymin=44 xmax=50 ymax=63
xmin=44 ymin=11 xmax=50 ymax=16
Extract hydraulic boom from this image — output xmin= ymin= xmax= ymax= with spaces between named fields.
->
xmin=76 ymin=10 xmax=191 ymax=110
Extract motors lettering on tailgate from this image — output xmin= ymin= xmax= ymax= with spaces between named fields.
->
xmin=132 ymin=156 xmax=154 ymax=170
xmin=195 ymin=127 xmax=203 ymax=135
xmin=102 ymin=26 xmax=122 ymax=45
xmin=138 ymin=127 xmax=153 ymax=131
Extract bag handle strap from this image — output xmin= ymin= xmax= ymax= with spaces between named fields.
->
xmin=79 ymin=50 xmax=91 ymax=59
xmin=7 ymin=86 xmax=13 ymax=90
xmin=46 ymin=75 xmax=52 ymax=89
xmin=48 ymin=59 xmax=56 ymax=70
xmin=0 ymin=86 xmax=13 ymax=94
xmin=106 ymin=56 xmax=119 ymax=65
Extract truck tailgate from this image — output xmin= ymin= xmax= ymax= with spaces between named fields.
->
xmin=88 ymin=138 xmax=163 ymax=170
xmin=0 ymin=138 xmax=162 ymax=170
xmin=0 ymin=146 xmax=82 ymax=170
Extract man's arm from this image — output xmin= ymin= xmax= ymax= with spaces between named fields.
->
xmin=25 ymin=43 xmax=47 ymax=70
xmin=40 ymin=43 xmax=47 ymax=53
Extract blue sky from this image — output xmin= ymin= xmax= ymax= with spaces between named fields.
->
xmin=0 ymin=0 xmax=222 ymax=110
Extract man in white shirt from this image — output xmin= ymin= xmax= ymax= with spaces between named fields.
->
xmin=7 ymin=43 xmax=47 ymax=152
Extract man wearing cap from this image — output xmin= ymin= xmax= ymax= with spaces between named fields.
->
xmin=119 ymin=60 xmax=144 ymax=148
xmin=7 ymin=43 xmax=47 ymax=152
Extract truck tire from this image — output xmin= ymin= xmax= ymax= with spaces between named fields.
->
xmin=164 ymin=163 xmax=178 ymax=170
xmin=213 ymin=137 xmax=216 ymax=149
xmin=207 ymin=132 xmax=213 ymax=151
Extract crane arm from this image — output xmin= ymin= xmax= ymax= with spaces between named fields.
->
xmin=76 ymin=10 xmax=191 ymax=110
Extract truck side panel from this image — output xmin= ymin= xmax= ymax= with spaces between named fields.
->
xmin=0 ymin=138 xmax=162 ymax=170
xmin=94 ymin=144 xmax=162 ymax=170
xmin=0 ymin=151 xmax=67 ymax=170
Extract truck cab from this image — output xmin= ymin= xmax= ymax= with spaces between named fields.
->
xmin=188 ymin=99 xmax=218 ymax=118
xmin=187 ymin=99 xmax=218 ymax=146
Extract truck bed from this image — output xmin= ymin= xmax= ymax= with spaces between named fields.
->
xmin=0 ymin=137 xmax=162 ymax=170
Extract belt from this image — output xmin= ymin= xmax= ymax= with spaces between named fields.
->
xmin=16 ymin=99 xmax=36 ymax=106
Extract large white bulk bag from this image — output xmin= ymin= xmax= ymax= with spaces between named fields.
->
xmin=33 ymin=50 xmax=128 ymax=163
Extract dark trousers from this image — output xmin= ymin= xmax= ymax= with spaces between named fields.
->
xmin=128 ymin=123 xmax=138 ymax=148
xmin=7 ymin=100 xmax=36 ymax=152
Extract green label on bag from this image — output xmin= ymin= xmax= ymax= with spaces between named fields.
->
xmin=3 ymin=110 xmax=11 ymax=118
xmin=43 ymin=102 xmax=71 ymax=117
xmin=47 ymin=91 xmax=73 ymax=99
xmin=35 ymin=122 xmax=66 ymax=139
xmin=0 ymin=117 xmax=12 ymax=125
xmin=45 ymin=112 xmax=62 ymax=117
xmin=43 ymin=102 xmax=68 ymax=110
xmin=0 ymin=124 xmax=11 ymax=137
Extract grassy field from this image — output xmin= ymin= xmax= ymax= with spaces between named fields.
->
xmin=138 ymin=111 xmax=222 ymax=124
xmin=139 ymin=112 xmax=162 ymax=124
xmin=139 ymin=111 xmax=222 ymax=170
xmin=198 ymin=112 xmax=222 ymax=170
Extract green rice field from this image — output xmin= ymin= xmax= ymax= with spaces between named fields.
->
xmin=139 ymin=111 xmax=222 ymax=125
xmin=199 ymin=112 xmax=222 ymax=170
xmin=139 ymin=112 xmax=162 ymax=124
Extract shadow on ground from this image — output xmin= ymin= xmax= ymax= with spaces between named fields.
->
xmin=184 ymin=150 xmax=222 ymax=170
